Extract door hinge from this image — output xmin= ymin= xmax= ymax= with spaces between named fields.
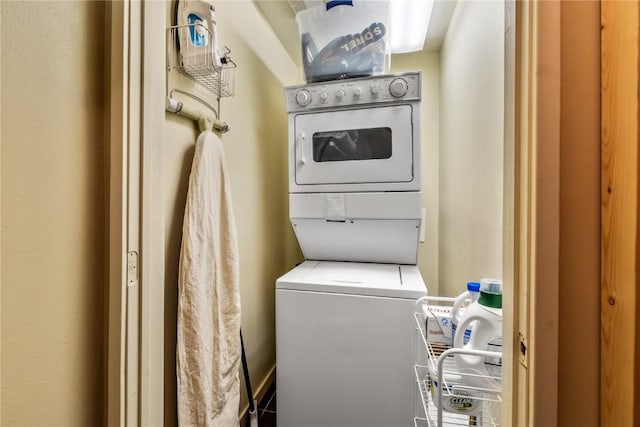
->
xmin=127 ymin=251 xmax=138 ymax=287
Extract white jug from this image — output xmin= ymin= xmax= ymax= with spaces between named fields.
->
xmin=451 ymin=281 xmax=480 ymax=345
xmin=453 ymin=278 xmax=502 ymax=389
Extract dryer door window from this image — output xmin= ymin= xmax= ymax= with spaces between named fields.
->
xmin=294 ymin=105 xmax=413 ymax=185
xmin=312 ymin=127 xmax=392 ymax=162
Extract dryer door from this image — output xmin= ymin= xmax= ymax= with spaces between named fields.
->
xmin=293 ymin=105 xmax=414 ymax=185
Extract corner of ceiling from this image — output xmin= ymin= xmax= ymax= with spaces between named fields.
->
xmin=252 ymin=0 xmax=303 ymax=68
xmin=287 ymin=0 xmax=307 ymax=15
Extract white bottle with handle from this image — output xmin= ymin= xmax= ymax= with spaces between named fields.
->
xmin=453 ymin=278 xmax=503 ymax=390
xmin=451 ymin=281 xmax=481 ymax=345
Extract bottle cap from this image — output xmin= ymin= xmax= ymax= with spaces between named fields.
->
xmin=478 ymin=278 xmax=502 ymax=308
xmin=467 ymin=282 xmax=481 ymax=292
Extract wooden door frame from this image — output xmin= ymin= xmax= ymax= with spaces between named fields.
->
xmin=106 ymin=1 xmax=130 ymax=423
xmin=107 ymin=1 xmax=165 ymax=425
xmin=513 ymin=2 xmax=639 ymax=425
xmin=509 ymin=1 xmax=562 ymax=425
xmin=107 ymin=0 xmax=144 ymax=424
xmin=104 ymin=1 xmax=558 ymax=425
xmin=106 ymin=1 xmax=612 ymax=426
xmin=601 ymin=2 xmax=639 ymax=425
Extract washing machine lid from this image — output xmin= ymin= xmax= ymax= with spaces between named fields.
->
xmin=276 ymin=261 xmax=427 ymax=299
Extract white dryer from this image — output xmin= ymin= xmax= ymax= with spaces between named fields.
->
xmin=284 ymin=71 xmax=422 ymax=265
xmin=276 ymin=261 xmax=427 ymax=427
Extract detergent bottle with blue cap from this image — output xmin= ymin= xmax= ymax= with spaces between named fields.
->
xmin=453 ymin=278 xmax=503 ymax=389
xmin=451 ymin=281 xmax=481 ymax=345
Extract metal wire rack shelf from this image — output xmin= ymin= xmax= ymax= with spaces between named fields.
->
xmin=166 ymin=24 xmax=236 ymax=98
xmin=165 ymin=23 xmax=236 ymax=132
xmin=414 ymin=297 xmax=503 ymax=427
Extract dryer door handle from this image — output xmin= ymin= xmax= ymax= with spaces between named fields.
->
xmin=296 ymin=132 xmax=306 ymax=164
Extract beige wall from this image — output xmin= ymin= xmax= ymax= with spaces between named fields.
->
xmin=0 ymin=1 xmax=106 ymax=425
xmin=390 ymin=53 xmax=440 ymax=295
xmin=162 ymin=1 xmax=301 ymax=423
xmin=438 ymin=1 xmax=504 ymax=297
xmin=558 ymin=2 xmax=600 ymax=425
xmin=391 ymin=2 xmax=505 ymax=298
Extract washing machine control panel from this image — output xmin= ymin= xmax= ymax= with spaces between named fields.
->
xmin=286 ymin=71 xmax=421 ymax=112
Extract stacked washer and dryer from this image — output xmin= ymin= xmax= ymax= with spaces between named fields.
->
xmin=276 ymin=71 xmax=427 ymax=427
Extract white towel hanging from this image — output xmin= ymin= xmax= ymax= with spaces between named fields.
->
xmin=177 ymin=130 xmax=241 ymax=427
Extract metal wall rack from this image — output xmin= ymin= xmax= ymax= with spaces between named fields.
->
xmin=166 ymin=23 xmax=236 ymax=133
xmin=414 ymin=296 xmax=503 ymax=427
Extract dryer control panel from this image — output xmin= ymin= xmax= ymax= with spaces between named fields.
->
xmin=285 ymin=71 xmax=421 ymax=112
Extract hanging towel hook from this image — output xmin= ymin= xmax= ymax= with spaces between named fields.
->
xmin=166 ymin=88 xmax=229 ymax=133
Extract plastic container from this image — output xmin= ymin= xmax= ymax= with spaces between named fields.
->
xmin=428 ymin=366 xmax=483 ymax=416
xmin=296 ymin=0 xmax=391 ymax=83
xmin=451 ymin=282 xmax=481 ymax=345
xmin=453 ymin=278 xmax=503 ymax=389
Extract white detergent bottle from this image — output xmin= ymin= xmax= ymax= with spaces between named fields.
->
xmin=451 ymin=281 xmax=481 ymax=345
xmin=453 ymin=278 xmax=502 ymax=390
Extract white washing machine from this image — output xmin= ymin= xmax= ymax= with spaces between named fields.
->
xmin=276 ymin=260 xmax=427 ymax=427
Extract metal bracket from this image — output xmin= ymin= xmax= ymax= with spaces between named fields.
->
xmin=127 ymin=251 xmax=138 ymax=287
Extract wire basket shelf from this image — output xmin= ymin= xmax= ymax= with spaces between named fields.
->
xmin=167 ymin=24 xmax=236 ymax=98
xmin=414 ymin=297 xmax=503 ymax=426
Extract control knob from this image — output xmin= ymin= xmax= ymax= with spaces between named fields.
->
xmin=319 ymin=90 xmax=329 ymax=103
xmin=370 ymin=84 xmax=382 ymax=97
xmin=389 ymin=78 xmax=409 ymax=98
xmin=295 ymin=89 xmax=312 ymax=107
xmin=335 ymin=89 xmax=345 ymax=100
xmin=353 ymin=88 xmax=362 ymax=99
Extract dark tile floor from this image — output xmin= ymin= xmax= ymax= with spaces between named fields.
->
xmin=257 ymin=380 xmax=276 ymax=427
